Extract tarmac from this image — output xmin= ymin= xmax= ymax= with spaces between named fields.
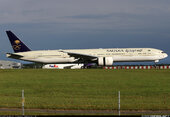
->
xmin=0 ymin=108 xmax=170 ymax=115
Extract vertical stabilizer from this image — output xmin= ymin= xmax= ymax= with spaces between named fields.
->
xmin=6 ymin=31 xmax=31 ymax=53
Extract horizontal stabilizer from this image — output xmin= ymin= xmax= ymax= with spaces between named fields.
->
xmin=6 ymin=53 xmax=23 ymax=59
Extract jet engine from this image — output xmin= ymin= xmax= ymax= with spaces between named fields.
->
xmin=98 ymin=57 xmax=113 ymax=66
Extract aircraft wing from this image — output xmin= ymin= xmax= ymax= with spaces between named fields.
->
xmin=6 ymin=53 xmax=23 ymax=59
xmin=63 ymin=65 xmax=75 ymax=69
xmin=59 ymin=51 xmax=97 ymax=61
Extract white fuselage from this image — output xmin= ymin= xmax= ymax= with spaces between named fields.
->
xmin=7 ymin=48 xmax=168 ymax=64
xmin=42 ymin=63 xmax=84 ymax=69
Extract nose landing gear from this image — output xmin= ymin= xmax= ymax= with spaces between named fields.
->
xmin=154 ymin=60 xmax=159 ymax=69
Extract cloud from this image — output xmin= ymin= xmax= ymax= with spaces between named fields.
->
xmin=0 ymin=0 xmax=170 ymax=24
xmin=1 ymin=0 xmax=170 ymax=32
xmin=0 ymin=0 xmax=170 ymax=35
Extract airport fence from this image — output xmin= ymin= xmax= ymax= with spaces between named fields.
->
xmin=0 ymin=90 xmax=169 ymax=115
xmin=17 ymin=90 xmax=170 ymax=115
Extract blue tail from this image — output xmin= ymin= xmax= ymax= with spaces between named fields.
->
xmin=6 ymin=31 xmax=31 ymax=53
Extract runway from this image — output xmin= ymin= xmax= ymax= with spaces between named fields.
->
xmin=0 ymin=108 xmax=170 ymax=115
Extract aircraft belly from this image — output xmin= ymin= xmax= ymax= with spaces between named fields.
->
xmin=25 ymin=57 xmax=75 ymax=63
xmin=113 ymin=56 xmax=157 ymax=62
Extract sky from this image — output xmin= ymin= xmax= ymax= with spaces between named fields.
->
xmin=0 ymin=0 xmax=170 ymax=65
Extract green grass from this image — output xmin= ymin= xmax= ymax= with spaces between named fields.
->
xmin=0 ymin=69 xmax=169 ymax=111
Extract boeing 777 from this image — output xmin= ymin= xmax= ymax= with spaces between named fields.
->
xmin=6 ymin=31 xmax=168 ymax=66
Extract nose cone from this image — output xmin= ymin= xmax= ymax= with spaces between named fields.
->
xmin=164 ymin=53 xmax=168 ymax=58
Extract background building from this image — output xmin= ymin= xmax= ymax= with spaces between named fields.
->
xmin=0 ymin=60 xmax=22 ymax=69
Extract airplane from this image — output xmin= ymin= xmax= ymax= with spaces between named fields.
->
xmin=6 ymin=31 xmax=168 ymax=66
xmin=42 ymin=63 xmax=84 ymax=69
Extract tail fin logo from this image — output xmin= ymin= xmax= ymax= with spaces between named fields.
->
xmin=13 ymin=40 xmax=21 ymax=50
xmin=15 ymin=40 xmax=21 ymax=44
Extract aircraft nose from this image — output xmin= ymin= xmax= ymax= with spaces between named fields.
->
xmin=163 ymin=53 xmax=168 ymax=58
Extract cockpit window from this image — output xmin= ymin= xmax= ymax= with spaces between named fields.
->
xmin=148 ymin=50 xmax=151 ymax=51
xmin=161 ymin=52 xmax=165 ymax=53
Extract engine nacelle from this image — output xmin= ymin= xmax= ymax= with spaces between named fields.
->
xmin=98 ymin=57 xmax=113 ymax=66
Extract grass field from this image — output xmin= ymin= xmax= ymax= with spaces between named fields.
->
xmin=0 ymin=69 xmax=169 ymax=112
